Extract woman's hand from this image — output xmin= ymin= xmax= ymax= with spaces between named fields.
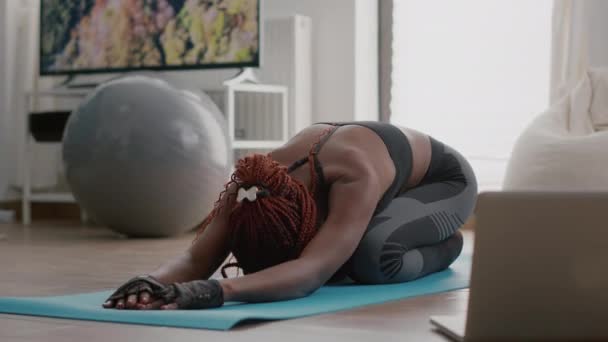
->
xmin=102 ymin=276 xmax=224 ymax=310
xmin=102 ymin=275 xmax=169 ymax=310
xmin=102 ymin=290 xmax=155 ymax=309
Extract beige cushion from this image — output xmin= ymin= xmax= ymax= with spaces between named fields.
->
xmin=503 ymin=69 xmax=608 ymax=191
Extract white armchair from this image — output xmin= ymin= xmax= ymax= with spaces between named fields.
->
xmin=503 ymin=69 xmax=608 ymax=191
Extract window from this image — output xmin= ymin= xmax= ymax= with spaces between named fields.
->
xmin=390 ymin=0 xmax=552 ymax=190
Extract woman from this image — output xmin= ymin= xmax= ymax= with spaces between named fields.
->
xmin=103 ymin=121 xmax=477 ymax=310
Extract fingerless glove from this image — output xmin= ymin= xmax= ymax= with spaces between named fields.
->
xmin=105 ymin=275 xmax=168 ymax=302
xmin=160 ymin=279 xmax=224 ymax=309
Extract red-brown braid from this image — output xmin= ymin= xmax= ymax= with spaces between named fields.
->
xmin=193 ymin=127 xmax=336 ymax=276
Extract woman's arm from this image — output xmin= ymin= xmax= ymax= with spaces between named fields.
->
xmin=219 ymin=155 xmax=382 ymax=303
xmin=104 ymin=184 xmax=236 ymax=309
xmin=150 ymin=183 xmax=237 ymax=284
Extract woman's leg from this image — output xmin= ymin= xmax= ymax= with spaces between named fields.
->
xmin=349 ymin=142 xmax=477 ymax=284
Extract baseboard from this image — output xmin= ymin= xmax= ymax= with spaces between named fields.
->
xmin=0 ymin=200 xmax=81 ymax=221
xmin=0 ymin=200 xmax=477 ymax=229
xmin=462 ymin=215 xmax=476 ymax=231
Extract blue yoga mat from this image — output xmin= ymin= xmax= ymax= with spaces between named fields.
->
xmin=0 ymin=252 xmax=471 ymax=330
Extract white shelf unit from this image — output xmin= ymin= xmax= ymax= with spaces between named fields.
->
xmin=29 ymin=192 xmax=75 ymax=203
xmin=21 ymin=90 xmax=89 ymax=225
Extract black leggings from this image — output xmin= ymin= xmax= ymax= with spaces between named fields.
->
xmin=348 ymin=138 xmax=477 ymax=284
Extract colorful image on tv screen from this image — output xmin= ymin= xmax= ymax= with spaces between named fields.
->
xmin=40 ymin=0 xmax=259 ymax=74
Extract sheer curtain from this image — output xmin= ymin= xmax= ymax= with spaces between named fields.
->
xmin=2 ymin=0 xmax=60 ymax=198
xmin=390 ymin=0 xmax=552 ymax=190
xmin=0 ymin=1 xmax=8 ymax=198
xmin=549 ymin=0 xmax=608 ymax=103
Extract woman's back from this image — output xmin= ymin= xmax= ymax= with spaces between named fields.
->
xmin=270 ymin=123 xmax=432 ymax=220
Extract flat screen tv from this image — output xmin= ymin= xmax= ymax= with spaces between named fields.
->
xmin=40 ymin=0 xmax=260 ymax=76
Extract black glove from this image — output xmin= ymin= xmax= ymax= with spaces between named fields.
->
xmin=159 ymin=279 xmax=224 ymax=309
xmin=105 ymin=275 xmax=169 ymax=302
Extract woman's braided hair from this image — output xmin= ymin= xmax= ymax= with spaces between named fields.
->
xmin=193 ymin=128 xmax=335 ymax=276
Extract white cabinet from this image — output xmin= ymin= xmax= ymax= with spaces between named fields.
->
xmin=21 ymin=90 xmax=89 ymax=224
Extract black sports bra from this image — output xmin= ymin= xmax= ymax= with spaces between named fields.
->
xmin=286 ymin=122 xmax=413 ymax=217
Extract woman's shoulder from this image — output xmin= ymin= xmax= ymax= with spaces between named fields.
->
xmin=315 ymin=125 xmax=396 ymax=186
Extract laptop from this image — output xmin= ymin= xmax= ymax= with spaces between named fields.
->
xmin=430 ymin=191 xmax=608 ymax=341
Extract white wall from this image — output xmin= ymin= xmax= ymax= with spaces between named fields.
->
xmin=139 ymin=0 xmax=381 ymax=125
xmin=0 ymin=0 xmax=379 ymax=201
xmin=0 ymin=0 xmax=7 ymax=199
xmin=50 ymin=0 xmax=380 ymax=122
xmin=391 ymin=0 xmax=608 ymax=191
xmin=264 ymin=0 xmax=378 ymax=123
xmin=584 ymin=0 xmax=608 ymax=68
xmin=391 ymin=0 xmax=552 ymax=191
xmin=263 ymin=0 xmax=353 ymax=123
xmin=35 ymin=0 xmax=378 ymax=123
xmin=0 ymin=0 xmax=16 ymax=200
xmin=1 ymin=0 xmax=56 ymax=201
xmin=354 ymin=0 xmax=379 ymax=121
xmin=78 ymin=0 xmax=378 ymax=124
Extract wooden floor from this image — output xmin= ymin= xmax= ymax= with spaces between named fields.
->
xmin=0 ymin=221 xmax=471 ymax=342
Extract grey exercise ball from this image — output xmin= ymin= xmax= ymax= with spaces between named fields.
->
xmin=62 ymin=76 xmax=232 ymax=237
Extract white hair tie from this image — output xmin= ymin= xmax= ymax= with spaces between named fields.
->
xmin=236 ymin=186 xmax=269 ymax=203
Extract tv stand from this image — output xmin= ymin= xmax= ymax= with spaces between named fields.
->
xmin=65 ymin=82 xmax=101 ymax=89
xmin=57 ymin=75 xmax=102 ymax=89
xmin=57 ymin=73 xmax=127 ymax=90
